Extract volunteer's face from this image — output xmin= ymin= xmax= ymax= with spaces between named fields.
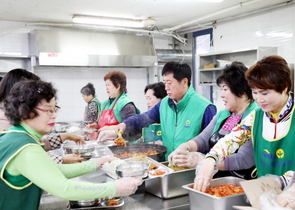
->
xmin=163 ymin=73 xmax=187 ymax=102
xmin=220 ymin=83 xmax=242 ymax=113
xmin=105 ymin=79 xmax=120 ymax=98
xmin=82 ymin=94 xmax=93 ymax=103
xmin=252 ymin=88 xmax=288 ymax=113
xmin=23 ymin=98 xmax=58 ymax=135
xmin=145 ymin=89 xmax=161 ymax=109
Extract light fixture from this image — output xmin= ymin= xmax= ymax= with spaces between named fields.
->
xmin=72 ymin=15 xmax=156 ymax=28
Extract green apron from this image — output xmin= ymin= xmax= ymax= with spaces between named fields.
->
xmin=92 ymin=98 xmax=101 ymax=119
xmin=159 ymin=85 xmax=214 ymax=160
xmin=0 ymin=128 xmax=43 ymax=210
xmin=143 ymin=123 xmax=162 ymax=143
xmin=253 ymin=107 xmax=295 ymax=177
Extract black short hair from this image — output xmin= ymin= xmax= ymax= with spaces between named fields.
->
xmin=216 ymin=61 xmax=253 ymax=100
xmin=4 ymin=80 xmax=57 ymax=126
xmin=162 ymin=62 xmax=191 ymax=87
xmin=144 ymin=82 xmax=167 ymax=99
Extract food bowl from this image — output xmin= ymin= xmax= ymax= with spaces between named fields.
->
xmin=63 ymin=144 xmax=95 ymax=158
xmin=101 ymin=196 xmax=123 ymax=206
xmin=70 ymin=198 xmax=100 ymax=207
xmin=149 ymin=168 xmax=169 ymax=178
xmin=116 ymin=161 xmax=149 ymax=178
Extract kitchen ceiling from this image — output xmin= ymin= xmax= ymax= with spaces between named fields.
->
xmin=0 ymin=0 xmax=294 ymax=36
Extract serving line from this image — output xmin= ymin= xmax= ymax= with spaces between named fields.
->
xmin=39 ymin=170 xmax=190 ymax=210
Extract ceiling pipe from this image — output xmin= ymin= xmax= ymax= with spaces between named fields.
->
xmin=163 ymin=0 xmax=264 ymax=32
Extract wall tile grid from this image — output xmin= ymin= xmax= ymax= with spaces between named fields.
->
xmin=211 ymin=4 xmax=295 ymax=111
xmin=34 ymin=67 xmax=148 ymax=122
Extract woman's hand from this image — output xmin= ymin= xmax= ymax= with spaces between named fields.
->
xmin=96 ymin=156 xmax=119 ymax=169
xmin=115 ymin=177 xmax=143 ymax=196
xmin=193 ymin=158 xmax=216 ymax=192
xmin=62 ymin=154 xmax=86 ymax=164
xmin=86 ymin=123 xmax=98 ymax=129
xmin=60 ymin=133 xmax=86 ymax=145
xmin=277 ymin=183 xmax=295 ymax=209
xmin=172 ymin=151 xmax=205 ymax=168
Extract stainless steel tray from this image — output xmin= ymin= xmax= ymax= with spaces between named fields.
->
xmin=182 ymin=176 xmax=250 ymax=210
xmin=67 ymin=199 xmax=124 ymax=209
xmin=103 ymin=157 xmax=172 ymax=180
xmin=145 ymin=161 xmax=195 ymax=199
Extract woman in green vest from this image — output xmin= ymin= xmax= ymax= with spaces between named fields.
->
xmin=81 ymin=83 xmax=101 ymax=124
xmin=143 ymin=82 xmax=167 ymax=144
xmin=0 ymin=80 xmax=142 ymax=210
xmin=169 ymin=61 xmax=258 ymax=180
xmin=194 ymin=55 xmax=295 ymax=209
xmin=88 ymin=71 xmax=141 ymax=141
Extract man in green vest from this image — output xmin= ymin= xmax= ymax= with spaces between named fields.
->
xmin=110 ymin=61 xmax=216 ymax=160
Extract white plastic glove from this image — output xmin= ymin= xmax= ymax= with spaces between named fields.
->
xmin=277 ymin=184 xmax=295 ymax=209
xmin=168 ymin=143 xmax=190 ymax=165
xmin=173 ymin=151 xmax=205 ymax=168
xmin=97 ymin=130 xmax=117 ymax=142
xmin=193 ymin=158 xmax=217 ymax=192
xmin=96 ymin=156 xmax=118 ymax=169
xmin=115 ymin=177 xmax=143 ymax=196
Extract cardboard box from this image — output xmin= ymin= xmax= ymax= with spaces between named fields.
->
xmin=233 ymin=177 xmax=282 ymax=210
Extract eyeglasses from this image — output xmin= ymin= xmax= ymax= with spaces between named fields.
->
xmin=35 ymin=106 xmax=61 ymax=115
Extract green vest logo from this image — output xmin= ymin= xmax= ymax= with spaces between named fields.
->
xmin=276 ymin=149 xmax=284 ymax=158
xmin=185 ymin=120 xmax=191 ymax=128
xmin=156 ymin=131 xmax=162 ymax=136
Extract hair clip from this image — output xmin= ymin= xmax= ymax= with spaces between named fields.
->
xmin=37 ymin=88 xmax=43 ymax=93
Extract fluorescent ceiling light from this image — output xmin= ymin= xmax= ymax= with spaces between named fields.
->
xmin=72 ymin=15 xmax=154 ymax=28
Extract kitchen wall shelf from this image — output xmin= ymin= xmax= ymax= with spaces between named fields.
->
xmin=198 ymin=47 xmax=277 ymax=85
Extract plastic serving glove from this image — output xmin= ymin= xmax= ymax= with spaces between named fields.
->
xmin=174 ymin=152 xmax=205 ymax=168
xmin=115 ymin=177 xmax=143 ymax=196
xmin=193 ymin=158 xmax=217 ymax=192
xmin=168 ymin=143 xmax=190 ymax=165
xmin=97 ymin=130 xmax=117 ymax=142
xmin=277 ymin=184 xmax=295 ymax=209
xmin=96 ymin=156 xmax=118 ymax=169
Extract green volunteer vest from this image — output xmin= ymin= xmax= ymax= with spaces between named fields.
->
xmin=159 ymin=85 xmax=214 ymax=160
xmin=143 ymin=123 xmax=162 ymax=142
xmin=92 ymin=97 xmax=101 ymax=119
xmin=252 ymin=107 xmax=295 ymax=177
xmin=101 ymin=93 xmax=140 ymax=123
xmin=0 ymin=127 xmax=43 ymax=210
xmin=212 ymin=101 xmax=259 ymax=134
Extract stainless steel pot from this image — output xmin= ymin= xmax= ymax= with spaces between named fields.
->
xmin=108 ymin=144 xmax=167 ymax=162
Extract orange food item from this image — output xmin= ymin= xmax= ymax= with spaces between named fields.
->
xmin=114 ymin=137 xmax=127 ymax=147
xmin=205 ymin=184 xmax=244 ymax=197
xmin=151 ymin=171 xmax=166 ymax=176
xmin=107 ymin=200 xmax=119 ymax=206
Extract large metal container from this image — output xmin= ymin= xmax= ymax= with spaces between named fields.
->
xmin=182 ymin=177 xmax=250 ymax=210
xmin=108 ymin=144 xmax=167 ymax=162
xmin=145 ymin=162 xmax=195 ymax=199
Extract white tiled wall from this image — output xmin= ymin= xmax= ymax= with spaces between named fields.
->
xmin=34 ymin=67 xmax=149 ymax=122
xmin=210 ymin=4 xmax=295 ymax=111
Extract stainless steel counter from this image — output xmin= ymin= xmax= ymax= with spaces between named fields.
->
xmin=39 ymin=170 xmax=190 ymax=210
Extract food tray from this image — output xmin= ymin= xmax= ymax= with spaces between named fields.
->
xmin=67 ymin=199 xmax=124 ymax=209
xmin=182 ymin=177 xmax=250 ymax=210
xmin=144 ymin=161 xmax=195 ymax=199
